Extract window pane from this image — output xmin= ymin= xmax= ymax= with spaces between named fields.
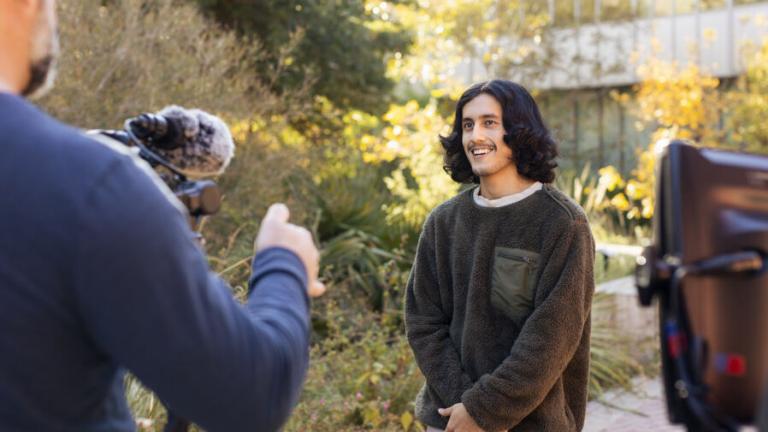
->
xmin=702 ymin=0 xmax=727 ymax=10
xmin=577 ymin=92 xmax=600 ymax=158
xmin=522 ymin=0 xmax=548 ymax=16
xmin=601 ymin=0 xmax=638 ymax=21
xmin=540 ymin=91 xmax=576 ymax=163
xmin=555 ymin=0 xmax=576 ymax=26
xmin=676 ymin=0 xmax=696 ymax=14
xmin=655 ymin=1 xmax=674 ymax=16
xmin=580 ymin=0 xmax=596 ymax=22
xmin=602 ymin=95 xmax=623 ymax=170
xmin=636 ymin=0 xmax=656 ymax=17
xmin=673 ymin=0 xmax=728 ymax=14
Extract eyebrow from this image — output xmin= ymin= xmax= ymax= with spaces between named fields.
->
xmin=462 ymin=113 xmax=500 ymax=121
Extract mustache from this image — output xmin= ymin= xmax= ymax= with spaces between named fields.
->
xmin=468 ymin=141 xmax=497 ymax=151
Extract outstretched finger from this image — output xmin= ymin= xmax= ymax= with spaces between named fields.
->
xmin=308 ymin=281 xmax=326 ymax=298
xmin=263 ymin=203 xmax=290 ymax=224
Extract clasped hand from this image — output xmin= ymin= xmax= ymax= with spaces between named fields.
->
xmin=438 ymin=403 xmax=485 ymax=432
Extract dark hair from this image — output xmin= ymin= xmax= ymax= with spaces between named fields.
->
xmin=440 ymin=80 xmax=558 ymax=184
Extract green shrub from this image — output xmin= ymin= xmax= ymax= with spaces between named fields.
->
xmin=287 ymin=304 xmax=424 ymax=432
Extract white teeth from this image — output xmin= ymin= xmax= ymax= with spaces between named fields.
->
xmin=472 ymin=148 xmax=491 ymax=156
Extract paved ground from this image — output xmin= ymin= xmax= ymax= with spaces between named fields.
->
xmin=584 ymin=377 xmax=761 ymax=432
xmin=585 ymin=276 xmax=683 ymax=431
xmin=584 ymin=377 xmax=684 ymax=432
xmin=585 ymin=275 xmax=761 ymax=432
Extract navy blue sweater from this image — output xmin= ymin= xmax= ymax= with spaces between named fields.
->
xmin=0 ymin=93 xmax=311 ymax=431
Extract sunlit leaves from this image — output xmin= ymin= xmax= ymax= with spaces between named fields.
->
xmin=386 ymin=0 xmax=551 ymax=90
xmin=634 ymin=56 xmax=721 ymax=143
xmin=726 ymin=37 xmax=768 ymax=153
xmin=595 ymin=51 xmax=723 ymax=230
xmin=347 ymin=99 xmax=460 ymax=227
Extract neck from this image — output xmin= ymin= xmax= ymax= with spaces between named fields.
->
xmin=0 ymin=77 xmax=19 ymax=94
xmin=0 ymin=50 xmax=28 ymax=95
xmin=478 ymin=165 xmax=535 ymax=200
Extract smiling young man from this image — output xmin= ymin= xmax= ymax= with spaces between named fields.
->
xmin=405 ymin=80 xmax=595 ymax=432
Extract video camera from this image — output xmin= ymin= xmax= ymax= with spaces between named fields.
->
xmin=89 ymin=107 xmax=233 ymax=234
xmin=636 ymin=140 xmax=768 ymax=431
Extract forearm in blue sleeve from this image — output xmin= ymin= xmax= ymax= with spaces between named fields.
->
xmin=243 ymin=247 xmax=311 ymax=426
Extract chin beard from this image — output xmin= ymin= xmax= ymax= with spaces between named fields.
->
xmin=471 ymin=166 xmax=489 ymax=177
xmin=22 ymin=55 xmax=57 ymax=99
xmin=470 ymin=157 xmax=515 ymax=178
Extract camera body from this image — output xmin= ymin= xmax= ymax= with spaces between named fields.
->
xmin=90 ymin=113 xmax=223 ymax=220
xmin=637 ymin=140 xmax=768 ymax=431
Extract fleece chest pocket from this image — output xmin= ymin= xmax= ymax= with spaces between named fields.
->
xmin=490 ymin=247 xmax=540 ymax=323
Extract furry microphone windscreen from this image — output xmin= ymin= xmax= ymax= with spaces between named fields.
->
xmin=154 ymin=105 xmax=235 ymax=178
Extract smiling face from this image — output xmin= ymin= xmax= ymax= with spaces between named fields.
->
xmin=461 ymin=93 xmax=515 ymax=179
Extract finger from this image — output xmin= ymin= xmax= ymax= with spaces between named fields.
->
xmin=308 ymin=281 xmax=326 ymax=298
xmin=438 ymin=407 xmax=452 ymax=416
xmin=263 ymin=203 xmax=290 ymax=224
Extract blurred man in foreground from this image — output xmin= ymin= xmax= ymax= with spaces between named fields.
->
xmin=0 ymin=1 xmax=323 ymax=430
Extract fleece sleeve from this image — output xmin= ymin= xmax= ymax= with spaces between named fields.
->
xmin=461 ymin=219 xmax=595 ymax=431
xmin=72 ymin=156 xmax=310 ymax=432
xmin=405 ymin=216 xmax=474 ymax=407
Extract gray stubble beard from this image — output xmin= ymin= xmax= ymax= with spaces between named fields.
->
xmin=22 ymin=0 xmax=59 ymax=99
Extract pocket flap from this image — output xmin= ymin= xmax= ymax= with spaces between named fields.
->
xmin=490 ymin=247 xmax=540 ymax=323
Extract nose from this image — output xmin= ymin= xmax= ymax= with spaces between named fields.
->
xmin=470 ymin=128 xmax=488 ymax=144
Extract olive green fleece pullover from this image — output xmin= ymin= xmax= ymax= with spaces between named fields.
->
xmin=405 ymin=184 xmax=595 ymax=431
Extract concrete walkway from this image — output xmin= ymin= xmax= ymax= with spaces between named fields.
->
xmin=584 ymin=377 xmax=684 ymax=431
xmin=586 ymin=274 xmax=760 ymax=431
xmin=584 ymin=377 xmax=762 ymax=431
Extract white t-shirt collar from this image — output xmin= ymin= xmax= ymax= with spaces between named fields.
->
xmin=473 ymin=182 xmax=542 ymax=208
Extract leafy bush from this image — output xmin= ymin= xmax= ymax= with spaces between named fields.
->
xmin=44 ymin=0 xmax=316 ymax=294
xmin=556 ymin=165 xmax=651 ymax=241
xmin=286 ymin=305 xmax=424 ymax=432
xmin=726 ymin=38 xmax=768 ymax=154
xmin=589 ymin=293 xmax=646 ymax=397
xmin=44 ymin=0 xmax=292 ymax=127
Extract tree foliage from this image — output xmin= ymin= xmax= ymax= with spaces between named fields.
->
xmin=727 ymin=38 xmax=768 ymax=154
xmin=634 ymin=55 xmax=722 ymax=146
xmin=196 ymin=0 xmax=412 ymax=114
xmin=387 ymin=0 xmax=554 ymax=93
xmin=593 ymin=46 xmax=723 ymax=237
xmin=46 ymin=0 xmax=286 ymax=127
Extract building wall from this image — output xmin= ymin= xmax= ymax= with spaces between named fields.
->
xmin=543 ymin=1 xmax=768 ymax=89
xmin=456 ymin=1 xmax=768 ymax=174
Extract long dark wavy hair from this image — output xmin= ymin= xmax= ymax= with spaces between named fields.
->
xmin=440 ymin=80 xmax=558 ymax=184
